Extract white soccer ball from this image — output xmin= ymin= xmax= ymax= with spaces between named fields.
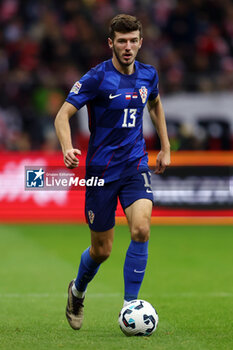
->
xmin=118 ymin=299 xmax=159 ymax=336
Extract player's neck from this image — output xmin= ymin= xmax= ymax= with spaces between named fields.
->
xmin=111 ymin=57 xmax=135 ymax=75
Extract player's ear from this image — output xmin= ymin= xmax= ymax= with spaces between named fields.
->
xmin=139 ymin=37 xmax=143 ymax=49
xmin=108 ymin=37 xmax=113 ymax=49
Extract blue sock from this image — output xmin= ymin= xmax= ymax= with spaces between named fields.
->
xmin=75 ymin=247 xmax=100 ymax=292
xmin=123 ymin=240 xmax=149 ymax=301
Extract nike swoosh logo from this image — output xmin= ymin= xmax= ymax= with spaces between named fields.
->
xmin=109 ymin=93 xmax=121 ymax=99
xmin=134 ymin=269 xmax=146 ymax=273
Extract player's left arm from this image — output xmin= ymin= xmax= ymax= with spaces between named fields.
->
xmin=147 ymin=95 xmax=170 ymax=174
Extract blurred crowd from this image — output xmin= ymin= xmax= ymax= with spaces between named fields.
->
xmin=0 ymin=0 xmax=232 ymax=151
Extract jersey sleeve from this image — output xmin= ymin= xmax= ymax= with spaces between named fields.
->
xmin=148 ymin=68 xmax=159 ymax=101
xmin=66 ymin=69 xmax=104 ymax=110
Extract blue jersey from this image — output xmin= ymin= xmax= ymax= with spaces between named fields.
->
xmin=66 ymin=59 xmax=159 ymax=183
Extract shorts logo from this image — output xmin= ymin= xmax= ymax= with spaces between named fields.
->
xmin=139 ymin=86 xmax=148 ymax=104
xmin=70 ymin=81 xmax=82 ymax=94
xmin=26 ymin=168 xmax=45 ymax=188
xmin=88 ymin=210 xmax=95 ymax=224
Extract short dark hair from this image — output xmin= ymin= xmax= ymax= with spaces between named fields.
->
xmin=109 ymin=14 xmax=142 ymax=40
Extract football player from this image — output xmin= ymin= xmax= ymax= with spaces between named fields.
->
xmin=54 ymin=14 xmax=170 ymax=330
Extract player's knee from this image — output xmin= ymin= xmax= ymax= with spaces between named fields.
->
xmin=92 ymin=251 xmax=111 ymax=264
xmin=131 ymin=222 xmax=150 ymax=242
xmin=98 ymin=250 xmax=111 ymax=263
xmin=90 ymin=245 xmax=112 ymax=264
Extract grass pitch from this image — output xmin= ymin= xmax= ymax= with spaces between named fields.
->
xmin=0 ymin=224 xmax=232 ymax=350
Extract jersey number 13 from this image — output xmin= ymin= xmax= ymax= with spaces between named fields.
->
xmin=122 ymin=108 xmax=137 ymax=128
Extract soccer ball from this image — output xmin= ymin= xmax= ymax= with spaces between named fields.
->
xmin=118 ymin=299 xmax=159 ymax=336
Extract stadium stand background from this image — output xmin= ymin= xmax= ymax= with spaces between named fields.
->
xmin=0 ymin=0 xmax=233 ymax=152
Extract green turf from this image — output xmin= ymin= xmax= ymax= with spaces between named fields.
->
xmin=0 ymin=224 xmax=232 ymax=350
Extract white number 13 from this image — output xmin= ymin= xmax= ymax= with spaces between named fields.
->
xmin=122 ymin=108 xmax=137 ymax=128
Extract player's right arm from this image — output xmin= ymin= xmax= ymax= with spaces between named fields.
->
xmin=54 ymin=101 xmax=81 ymax=169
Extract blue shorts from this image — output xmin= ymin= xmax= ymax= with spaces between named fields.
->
xmin=85 ymin=171 xmax=154 ymax=232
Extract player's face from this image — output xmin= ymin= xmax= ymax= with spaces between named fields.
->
xmin=108 ymin=31 xmax=142 ymax=71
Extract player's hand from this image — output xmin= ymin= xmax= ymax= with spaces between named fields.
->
xmin=155 ymin=150 xmax=170 ymax=174
xmin=63 ymin=148 xmax=81 ymax=169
